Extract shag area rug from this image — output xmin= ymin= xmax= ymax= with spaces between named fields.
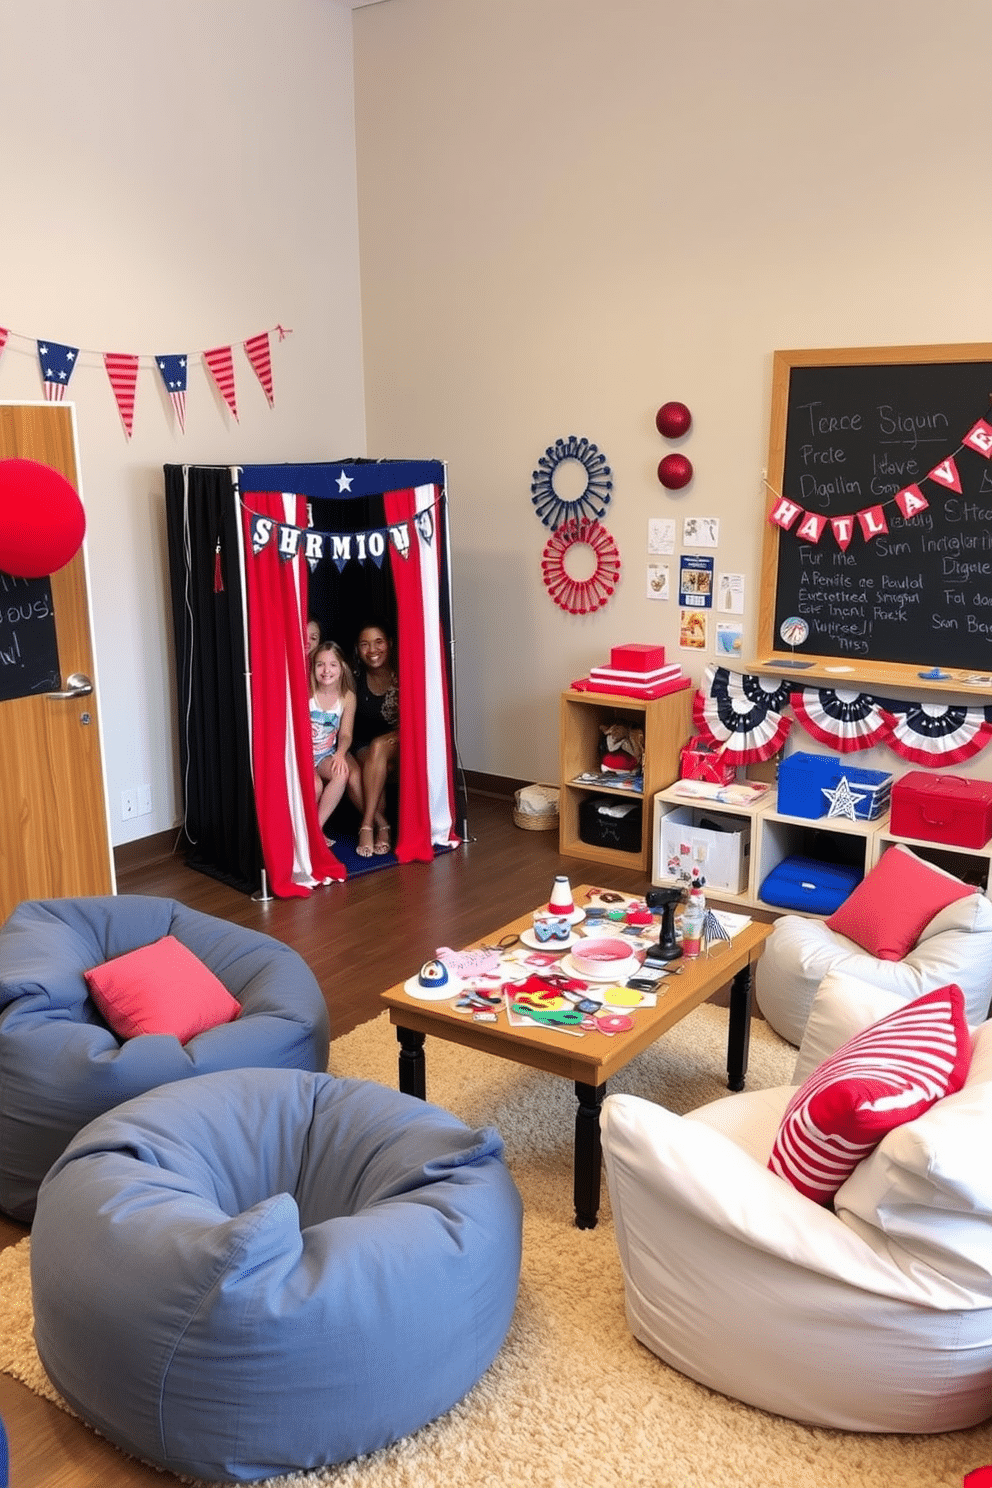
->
xmin=2 ymin=1004 xmax=991 ymax=1488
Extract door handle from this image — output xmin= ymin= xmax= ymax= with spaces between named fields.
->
xmin=46 ymin=672 xmax=94 ymax=700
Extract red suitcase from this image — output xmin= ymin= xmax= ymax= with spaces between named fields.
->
xmin=889 ymin=771 xmax=992 ymax=849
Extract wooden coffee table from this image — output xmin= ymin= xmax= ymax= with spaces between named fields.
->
xmin=381 ymin=886 xmax=771 ymax=1228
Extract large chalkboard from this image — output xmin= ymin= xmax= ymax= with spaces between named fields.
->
xmin=0 ymin=570 xmax=61 ymax=703
xmin=758 ymin=344 xmax=992 ymax=687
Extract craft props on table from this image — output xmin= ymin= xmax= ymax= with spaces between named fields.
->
xmin=789 ymin=687 xmax=896 ymax=754
xmin=885 ymin=700 xmax=992 ymax=767
xmin=693 ymin=666 xmax=792 ymax=765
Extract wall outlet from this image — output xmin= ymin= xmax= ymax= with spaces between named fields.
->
xmin=137 ymin=784 xmax=152 ymax=816
xmin=121 ymin=789 xmax=137 ymax=820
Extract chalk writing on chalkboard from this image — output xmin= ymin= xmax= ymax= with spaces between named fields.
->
xmin=0 ymin=570 xmax=61 ymax=704
xmin=760 ymin=348 xmax=992 ymax=675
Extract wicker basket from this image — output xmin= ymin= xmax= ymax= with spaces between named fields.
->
xmin=513 ymin=784 xmax=560 ymax=832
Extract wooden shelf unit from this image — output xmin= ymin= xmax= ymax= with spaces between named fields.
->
xmin=559 ymin=686 xmax=694 ymax=873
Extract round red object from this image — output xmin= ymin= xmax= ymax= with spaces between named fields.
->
xmin=0 ymin=459 xmax=85 ymax=578
xmin=655 ymin=401 xmax=692 ymax=439
xmin=657 ymin=453 xmax=694 ymax=490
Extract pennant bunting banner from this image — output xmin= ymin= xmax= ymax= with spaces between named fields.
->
xmin=155 ymin=354 xmax=188 ymax=433
xmin=0 ymin=319 xmax=288 ymax=438
xmin=37 ymin=340 xmax=78 ymax=401
xmin=244 ymin=493 xmax=442 ymax=571
xmin=203 ymin=344 xmax=239 ymax=421
xmin=768 ymin=407 xmax=992 ymax=550
xmin=103 ymin=352 xmax=139 ymax=439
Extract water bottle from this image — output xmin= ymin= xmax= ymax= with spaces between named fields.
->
xmin=681 ymin=887 xmax=706 ymax=959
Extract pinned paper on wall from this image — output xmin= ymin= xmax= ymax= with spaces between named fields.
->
xmin=679 ymin=554 xmax=713 ymax=608
xmin=646 ymin=563 xmax=670 ymax=600
xmin=717 ymin=571 xmax=745 ymax=613
xmin=648 ymin=517 xmax=675 ymax=554
xmin=679 ymin=608 xmax=707 ymax=650
xmin=716 ymin=621 xmax=744 ymax=658
xmin=683 ymin=516 xmax=719 ymax=547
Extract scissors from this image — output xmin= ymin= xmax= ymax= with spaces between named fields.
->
xmin=509 ymin=1002 xmax=584 ymax=1027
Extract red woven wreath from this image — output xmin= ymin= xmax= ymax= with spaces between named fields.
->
xmin=541 ymin=517 xmax=621 ymax=615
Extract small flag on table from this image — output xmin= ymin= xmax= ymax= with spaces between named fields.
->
xmin=155 ymin=353 xmax=188 ymax=432
xmin=37 ymin=340 xmax=78 ymax=401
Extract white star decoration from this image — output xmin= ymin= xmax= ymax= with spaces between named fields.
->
xmin=821 ymin=775 xmax=865 ymax=821
xmin=336 ymin=470 xmax=353 ymax=492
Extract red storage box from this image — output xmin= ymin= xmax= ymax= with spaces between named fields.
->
xmin=679 ymin=735 xmax=736 ymax=786
xmin=610 ymin=643 xmax=665 ymax=672
xmin=890 ymin=772 xmax=992 ymax=849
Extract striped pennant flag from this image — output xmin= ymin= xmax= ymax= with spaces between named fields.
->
xmin=104 ymin=353 xmax=139 ymax=439
xmin=243 ymin=330 xmax=274 ymax=406
xmin=203 ymin=344 xmax=238 ymax=421
xmin=37 ymin=340 xmax=79 ymax=401
xmin=155 ymin=354 xmax=188 ymax=433
xmin=0 ymin=327 xmax=8 ymax=367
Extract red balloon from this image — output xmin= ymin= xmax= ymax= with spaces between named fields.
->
xmin=655 ymin=401 xmax=692 ymax=439
xmin=0 ymin=459 xmax=85 ymax=578
xmin=657 ymin=453 xmax=694 ymax=490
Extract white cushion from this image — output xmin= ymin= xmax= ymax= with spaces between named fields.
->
xmin=792 ymin=969 xmax=906 ymax=1085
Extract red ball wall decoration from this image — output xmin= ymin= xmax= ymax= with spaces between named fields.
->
xmin=657 ymin=453 xmax=693 ymax=490
xmin=0 ymin=459 xmax=86 ymax=578
xmin=655 ymin=401 xmax=692 ymax=439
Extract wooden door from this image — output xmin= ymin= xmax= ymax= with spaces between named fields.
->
xmin=0 ymin=403 xmax=114 ymax=919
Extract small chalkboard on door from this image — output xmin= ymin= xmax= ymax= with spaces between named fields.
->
xmin=0 ymin=569 xmax=61 ymax=704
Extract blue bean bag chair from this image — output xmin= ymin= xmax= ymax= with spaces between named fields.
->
xmin=31 ymin=1068 xmax=523 ymax=1482
xmin=0 ymin=896 xmax=330 ymax=1221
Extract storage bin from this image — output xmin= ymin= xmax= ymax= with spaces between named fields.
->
xmin=679 ymin=735 xmax=736 ymax=786
xmin=658 ymin=806 xmax=748 ymax=894
xmin=758 ymin=855 xmax=863 ymax=914
xmin=890 ymin=772 xmax=992 ymax=849
xmin=777 ymin=752 xmax=892 ymax=822
xmin=579 ymin=796 xmax=642 ymax=853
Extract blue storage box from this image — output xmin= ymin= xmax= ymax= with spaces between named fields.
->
xmin=777 ymin=752 xmax=892 ymax=822
xmin=759 ymin=855 xmax=863 ymax=914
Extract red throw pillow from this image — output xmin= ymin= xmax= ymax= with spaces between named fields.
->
xmin=84 ymin=935 xmax=241 ymax=1043
xmin=768 ymin=984 xmax=971 ymax=1205
xmin=825 ymin=844 xmax=973 ymax=960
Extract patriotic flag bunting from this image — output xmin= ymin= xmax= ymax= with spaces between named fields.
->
xmin=927 ymin=455 xmax=961 ymax=492
xmin=203 ymin=344 xmax=239 ymax=421
xmin=0 ymin=327 xmax=8 ymax=366
xmin=155 ymin=353 xmax=188 ymax=432
xmin=243 ymin=330 xmax=274 ymax=406
xmin=104 ymin=352 xmax=139 ymax=439
xmin=37 ymin=340 xmax=78 ymax=401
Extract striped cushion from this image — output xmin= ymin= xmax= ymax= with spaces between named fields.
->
xmin=768 ymin=985 xmax=971 ymax=1205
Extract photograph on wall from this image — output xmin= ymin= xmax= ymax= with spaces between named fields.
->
xmin=678 ymin=554 xmax=713 ymax=608
xmin=647 ymin=517 xmax=676 ymax=554
xmin=716 ymin=620 xmax=744 ymax=659
xmin=679 ymin=608 xmax=707 ymax=650
xmin=646 ymin=562 xmax=670 ymax=600
xmin=682 ymin=516 xmax=719 ymax=547
xmin=716 ymin=571 xmax=745 ymax=613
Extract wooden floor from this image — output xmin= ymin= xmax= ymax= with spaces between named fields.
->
xmin=0 ymin=792 xmax=657 ymax=1487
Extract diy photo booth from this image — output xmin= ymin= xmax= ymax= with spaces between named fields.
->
xmin=165 ymin=461 xmax=462 ymax=898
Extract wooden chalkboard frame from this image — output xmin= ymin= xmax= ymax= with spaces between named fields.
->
xmin=755 ymin=342 xmax=992 ymax=697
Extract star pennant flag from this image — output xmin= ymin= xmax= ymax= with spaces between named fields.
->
xmin=155 ymin=353 xmax=188 ymax=432
xmin=243 ymin=330 xmax=274 ymax=407
xmin=37 ymin=340 xmax=79 ymax=401
xmin=103 ymin=352 xmax=139 ymax=439
xmin=203 ymin=344 xmax=239 ymax=421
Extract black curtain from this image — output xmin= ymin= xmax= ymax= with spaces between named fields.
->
xmin=164 ymin=466 xmax=262 ymax=894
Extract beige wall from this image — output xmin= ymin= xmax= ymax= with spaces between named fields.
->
xmin=1 ymin=0 xmax=367 ymax=845
xmin=354 ymin=0 xmax=992 ymax=785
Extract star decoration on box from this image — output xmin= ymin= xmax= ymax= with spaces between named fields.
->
xmin=821 ymin=775 xmax=865 ymax=821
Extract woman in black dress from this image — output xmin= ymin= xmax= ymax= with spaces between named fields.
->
xmin=347 ymin=623 xmax=399 ymax=856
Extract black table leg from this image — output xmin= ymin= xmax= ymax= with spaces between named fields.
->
xmin=727 ymin=960 xmax=753 ymax=1092
xmin=573 ymin=1080 xmax=605 ymax=1229
xmin=396 ymin=1026 xmax=426 ymax=1099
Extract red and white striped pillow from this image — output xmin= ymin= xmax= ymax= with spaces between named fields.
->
xmin=768 ymin=985 xmax=971 ymax=1205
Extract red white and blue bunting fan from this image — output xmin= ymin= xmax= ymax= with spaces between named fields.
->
xmin=789 ymin=688 xmax=895 ymax=753
xmin=692 ymin=666 xmax=792 ymax=764
xmin=885 ymin=700 xmax=992 ymax=767
xmin=531 ymin=435 xmax=613 ymax=529
xmin=541 ymin=517 xmax=620 ymax=614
